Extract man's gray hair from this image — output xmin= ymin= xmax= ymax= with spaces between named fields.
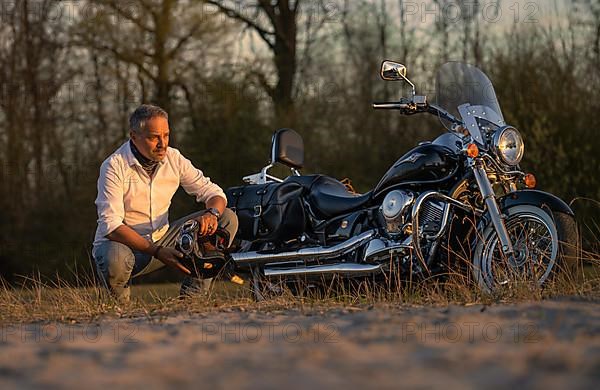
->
xmin=129 ymin=104 xmax=169 ymax=133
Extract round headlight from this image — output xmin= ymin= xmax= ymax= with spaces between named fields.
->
xmin=493 ymin=126 xmax=524 ymax=166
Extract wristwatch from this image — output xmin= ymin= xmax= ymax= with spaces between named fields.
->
xmin=205 ymin=207 xmax=221 ymax=219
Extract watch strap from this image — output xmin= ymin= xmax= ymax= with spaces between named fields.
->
xmin=205 ymin=207 xmax=221 ymax=218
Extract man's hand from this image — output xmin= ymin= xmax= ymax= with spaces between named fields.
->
xmin=194 ymin=196 xmax=226 ymax=237
xmin=106 ymin=225 xmax=191 ymax=275
xmin=155 ymin=247 xmax=191 ymax=275
xmin=194 ymin=212 xmax=219 ymax=237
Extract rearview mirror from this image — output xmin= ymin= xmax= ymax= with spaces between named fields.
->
xmin=380 ymin=61 xmax=407 ymax=81
xmin=379 ymin=60 xmax=416 ymax=97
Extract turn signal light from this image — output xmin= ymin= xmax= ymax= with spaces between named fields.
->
xmin=466 ymin=143 xmax=479 ymax=158
xmin=524 ymin=173 xmax=537 ymax=189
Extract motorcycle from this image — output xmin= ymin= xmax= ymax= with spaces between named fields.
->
xmin=221 ymin=61 xmax=578 ymax=297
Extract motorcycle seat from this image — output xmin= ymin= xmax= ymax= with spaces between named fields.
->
xmin=286 ymin=175 xmax=372 ymax=219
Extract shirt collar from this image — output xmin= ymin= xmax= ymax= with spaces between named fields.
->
xmin=123 ymin=140 xmax=166 ymax=167
xmin=123 ymin=141 xmax=141 ymax=168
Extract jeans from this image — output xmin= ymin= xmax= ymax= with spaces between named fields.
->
xmin=92 ymin=208 xmax=238 ymax=302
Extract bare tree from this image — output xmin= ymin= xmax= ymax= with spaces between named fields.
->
xmin=204 ymin=0 xmax=329 ymax=125
xmin=0 ymin=0 xmax=72 ymax=218
xmin=75 ymin=0 xmax=222 ymax=120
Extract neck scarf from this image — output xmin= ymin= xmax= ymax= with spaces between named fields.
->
xmin=130 ymin=140 xmax=159 ymax=177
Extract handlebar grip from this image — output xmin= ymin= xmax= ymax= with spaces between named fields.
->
xmin=372 ymin=102 xmax=409 ymax=109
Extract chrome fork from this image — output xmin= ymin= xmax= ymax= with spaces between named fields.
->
xmin=471 ymin=160 xmax=514 ymax=256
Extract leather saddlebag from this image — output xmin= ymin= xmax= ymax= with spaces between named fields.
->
xmin=226 ymin=181 xmax=305 ymax=242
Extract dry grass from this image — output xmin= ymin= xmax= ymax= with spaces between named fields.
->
xmin=2 ymin=262 xmax=598 ymax=325
xmin=1 ymin=229 xmax=599 ymax=325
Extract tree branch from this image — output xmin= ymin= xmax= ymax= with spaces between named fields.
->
xmin=102 ymin=0 xmax=155 ymax=33
xmin=204 ymin=0 xmax=276 ymax=49
xmin=167 ymin=23 xmax=204 ymax=59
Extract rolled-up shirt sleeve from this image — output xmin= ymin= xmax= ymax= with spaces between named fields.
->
xmin=95 ymin=159 xmax=125 ymax=237
xmin=178 ymin=151 xmax=227 ymax=205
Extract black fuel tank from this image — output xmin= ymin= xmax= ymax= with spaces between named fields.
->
xmin=373 ymin=143 xmax=460 ymax=197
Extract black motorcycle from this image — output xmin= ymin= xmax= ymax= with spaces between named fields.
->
xmin=223 ymin=61 xmax=578 ymax=296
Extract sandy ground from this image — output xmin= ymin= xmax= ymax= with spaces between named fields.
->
xmin=1 ymin=298 xmax=599 ymax=389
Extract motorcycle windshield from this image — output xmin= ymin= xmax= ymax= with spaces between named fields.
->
xmin=435 ymin=62 xmax=504 ymax=124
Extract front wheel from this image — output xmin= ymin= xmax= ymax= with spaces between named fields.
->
xmin=473 ymin=205 xmax=578 ymax=292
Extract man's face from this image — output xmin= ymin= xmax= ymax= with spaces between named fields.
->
xmin=130 ymin=116 xmax=170 ymax=162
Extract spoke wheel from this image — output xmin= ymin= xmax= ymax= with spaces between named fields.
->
xmin=474 ymin=205 xmax=560 ymax=292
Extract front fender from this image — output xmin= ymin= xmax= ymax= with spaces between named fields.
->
xmin=498 ymin=190 xmax=574 ymax=216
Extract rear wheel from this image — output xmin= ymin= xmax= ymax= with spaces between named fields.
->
xmin=473 ymin=205 xmax=578 ymax=292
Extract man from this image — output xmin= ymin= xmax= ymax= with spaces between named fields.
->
xmin=92 ymin=104 xmax=237 ymax=302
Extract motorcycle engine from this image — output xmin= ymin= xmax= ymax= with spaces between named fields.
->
xmin=417 ymin=199 xmax=448 ymax=236
xmin=380 ymin=190 xmax=414 ymax=235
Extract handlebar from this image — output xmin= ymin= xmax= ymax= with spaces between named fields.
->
xmin=372 ymin=102 xmax=410 ymax=110
xmin=373 ymin=99 xmax=462 ymax=126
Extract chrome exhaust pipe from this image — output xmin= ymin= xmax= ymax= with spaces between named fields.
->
xmin=231 ymin=230 xmax=376 ymax=266
xmin=264 ymin=263 xmax=382 ymax=277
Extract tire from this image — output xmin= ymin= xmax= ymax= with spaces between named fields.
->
xmin=551 ymin=211 xmax=580 ymax=278
xmin=472 ymin=205 xmax=579 ymax=292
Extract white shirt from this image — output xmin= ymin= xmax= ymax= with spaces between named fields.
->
xmin=93 ymin=141 xmax=226 ymax=250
